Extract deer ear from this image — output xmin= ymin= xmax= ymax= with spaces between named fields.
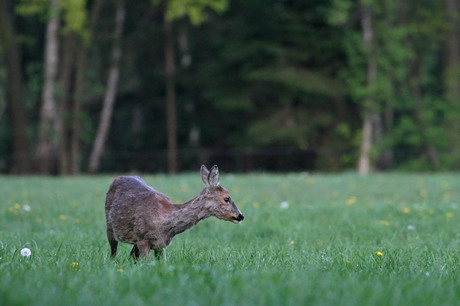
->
xmin=208 ymin=165 xmax=220 ymax=187
xmin=201 ymin=165 xmax=210 ymax=187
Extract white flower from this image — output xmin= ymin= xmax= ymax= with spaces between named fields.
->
xmin=407 ymin=225 xmax=415 ymax=231
xmin=20 ymin=248 xmax=31 ymax=257
xmin=23 ymin=204 xmax=31 ymax=212
xmin=280 ymin=201 xmax=289 ymax=210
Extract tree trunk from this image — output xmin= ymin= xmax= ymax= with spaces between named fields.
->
xmin=88 ymin=0 xmax=125 ymax=173
xmin=0 ymin=0 xmax=31 ymax=174
xmin=357 ymin=2 xmax=377 ymax=175
xmin=164 ymin=2 xmax=178 ymax=173
xmin=70 ymin=0 xmax=105 ymax=174
xmin=358 ymin=113 xmax=373 ymax=175
xmin=444 ymin=0 xmax=460 ymax=165
xmin=377 ymin=100 xmax=393 ymax=169
xmin=36 ymin=0 xmax=60 ymax=174
xmin=57 ymin=34 xmax=76 ymax=175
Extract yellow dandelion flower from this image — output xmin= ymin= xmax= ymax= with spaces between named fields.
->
xmin=37 ymin=218 xmax=43 ymax=223
xmin=253 ymin=202 xmax=260 ymax=209
xmin=59 ymin=215 xmax=68 ymax=221
xmin=7 ymin=207 xmax=14 ymax=213
xmin=290 ymin=240 xmax=294 ymax=245
xmin=346 ymin=196 xmax=356 ymax=206
xmin=420 ymin=189 xmax=428 ymax=198
xmin=117 ymin=268 xmax=124 ymax=273
xmin=70 ymin=262 xmax=80 ymax=271
xmin=379 ymin=220 xmax=389 ymax=226
xmin=403 ymin=207 xmax=410 ymax=214
xmin=14 ymin=203 xmax=21 ymax=210
xmin=375 ymin=251 xmax=383 ymax=256
xmin=446 ymin=212 xmax=453 ymax=219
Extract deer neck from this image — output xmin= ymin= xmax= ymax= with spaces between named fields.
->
xmin=163 ymin=192 xmax=211 ymax=239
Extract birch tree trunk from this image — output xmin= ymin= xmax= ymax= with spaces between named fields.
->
xmin=88 ymin=0 xmax=125 ymax=173
xmin=36 ymin=0 xmax=60 ymax=174
xmin=357 ymin=2 xmax=377 ymax=175
xmin=164 ymin=2 xmax=178 ymax=173
xmin=0 ymin=0 xmax=30 ymax=174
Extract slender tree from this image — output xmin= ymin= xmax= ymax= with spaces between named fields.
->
xmin=88 ymin=0 xmax=125 ymax=173
xmin=36 ymin=0 xmax=60 ymax=174
xmin=0 ymin=0 xmax=30 ymax=174
xmin=357 ymin=2 xmax=377 ymax=175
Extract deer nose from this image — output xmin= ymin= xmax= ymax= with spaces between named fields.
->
xmin=236 ymin=214 xmax=244 ymax=222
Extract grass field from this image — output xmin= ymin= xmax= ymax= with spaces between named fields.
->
xmin=1 ymin=172 xmax=460 ymax=305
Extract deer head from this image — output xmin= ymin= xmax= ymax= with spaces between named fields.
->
xmin=200 ymin=165 xmax=244 ymax=224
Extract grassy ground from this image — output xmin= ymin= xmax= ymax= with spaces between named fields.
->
xmin=1 ymin=172 xmax=460 ymax=305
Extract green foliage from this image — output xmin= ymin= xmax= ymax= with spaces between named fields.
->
xmin=247 ymin=66 xmax=345 ymax=97
xmin=16 ymin=0 xmax=88 ymax=37
xmin=2 ymin=174 xmax=460 ymax=304
xmin=169 ymin=0 xmax=227 ymax=25
xmin=326 ymin=0 xmax=457 ymax=170
xmin=16 ymin=0 xmax=49 ymax=16
xmin=60 ymin=0 xmax=87 ymax=37
xmin=153 ymin=0 xmax=228 ymax=25
xmin=186 ymin=0 xmax=350 ymax=159
xmin=328 ymin=0 xmax=354 ymax=26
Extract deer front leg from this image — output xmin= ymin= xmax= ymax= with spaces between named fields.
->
xmin=136 ymin=240 xmax=151 ymax=259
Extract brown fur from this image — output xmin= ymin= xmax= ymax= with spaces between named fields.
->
xmin=105 ymin=165 xmax=244 ymax=260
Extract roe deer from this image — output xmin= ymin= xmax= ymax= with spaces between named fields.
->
xmin=105 ymin=165 xmax=244 ymax=260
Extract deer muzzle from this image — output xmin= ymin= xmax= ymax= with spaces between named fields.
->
xmin=232 ymin=213 xmax=245 ymax=224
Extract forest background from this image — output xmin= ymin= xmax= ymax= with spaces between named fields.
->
xmin=0 ymin=0 xmax=459 ymax=175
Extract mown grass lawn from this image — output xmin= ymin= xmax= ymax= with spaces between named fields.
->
xmin=1 ymin=172 xmax=460 ymax=305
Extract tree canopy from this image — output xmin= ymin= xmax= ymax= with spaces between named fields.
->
xmin=0 ymin=0 xmax=459 ymax=174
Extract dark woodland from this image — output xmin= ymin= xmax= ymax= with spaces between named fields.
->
xmin=0 ymin=0 xmax=459 ymax=174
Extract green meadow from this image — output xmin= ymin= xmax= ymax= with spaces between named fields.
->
xmin=1 ymin=173 xmax=460 ymax=305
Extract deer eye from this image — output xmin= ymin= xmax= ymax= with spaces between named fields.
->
xmin=224 ymin=197 xmax=230 ymax=203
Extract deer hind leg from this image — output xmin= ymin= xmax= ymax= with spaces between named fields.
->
xmin=107 ymin=229 xmax=118 ymax=258
xmin=130 ymin=245 xmax=140 ymax=260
